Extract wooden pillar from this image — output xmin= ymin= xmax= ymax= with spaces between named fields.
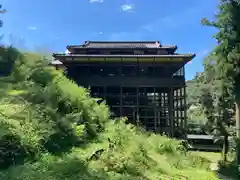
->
xmin=120 ymin=57 xmax=123 ymax=117
xmin=104 ymin=86 xmax=106 ymax=100
xmin=154 ymin=87 xmax=157 ymax=133
xmin=176 ymin=89 xmax=179 ymax=128
xmin=183 ymin=85 xmax=187 ymax=138
xmin=180 ymin=87 xmax=183 ymax=129
xmin=120 ymin=86 xmax=123 ymax=117
xmin=137 ymin=87 xmax=139 ymax=123
xmin=168 ymin=88 xmax=174 ymax=137
xmin=182 ymin=65 xmax=187 ymax=138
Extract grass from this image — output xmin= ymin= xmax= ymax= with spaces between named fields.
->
xmin=0 ymin=97 xmax=218 ymax=179
xmin=0 ymin=144 xmax=218 ymax=180
xmin=191 ymin=151 xmax=221 ymax=163
xmin=0 ymin=56 xmax=221 ymax=180
xmin=191 ymin=151 xmax=240 ymax=179
xmin=0 ymin=114 xmax=218 ymax=179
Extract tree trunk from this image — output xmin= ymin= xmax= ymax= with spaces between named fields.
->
xmin=235 ymin=101 xmax=240 ymax=165
xmin=217 ymin=120 xmax=229 ymax=163
xmin=222 ymin=134 xmax=229 ymax=162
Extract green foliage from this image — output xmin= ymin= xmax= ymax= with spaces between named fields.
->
xmin=0 ymin=46 xmax=21 ymax=76
xmin=0 ymin=154 xmax=109 ymax=180
xmin=0 ymin=46 xmax=110 ymax=166
xmin=0 ymin=119 xmax=217 ymax=180
xmin=92 ymin=120 xmax=214 ymax=179
xmin=202 ymin=0 xmax=240 ymax=123
xmin=14 ymin=52 xmax=109 ymax=152
xmin=186 ymin=74 xmax=209 ymax=134
xmin=202 ymin=0 xmax=240 ymax=85
xmin=0 ymin=99 xmax=54 ymax=168
xmin=0 ymin=4 xmax=7 ymax=38
xmin=186 ymin=50 xmax=235 ymax=137
xmin=0 ymin=46 xmax=219 ymax=179
xmin=202 ymin=0 xmax=240 ymax=164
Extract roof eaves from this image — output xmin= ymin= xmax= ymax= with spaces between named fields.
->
xmin=53 ymin=53 xmax=195 ymax=58
xmin=86 ymin=40 xmax=160 ymax=44
xmin=66 ymin=45 xmax=177 ymax=49
xmin=66 ymin=41 xmax=164 ymax=49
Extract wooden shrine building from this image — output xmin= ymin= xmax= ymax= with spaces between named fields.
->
xmin=52 ymin=41 xmax=195 ymax=138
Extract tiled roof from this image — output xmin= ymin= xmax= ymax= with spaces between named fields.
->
xmin=67 ymin=41 xmax=177 ymax=49
xmin=53 ymin=53 xmax=195 ymax=58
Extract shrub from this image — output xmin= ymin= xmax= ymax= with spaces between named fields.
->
xmin=0 ymin=46 xmax=21 ymax=76
xmin=0 ymin=99 xmax=55 ymax=169
xmin=0 ymin=153 xmax=109 ymax=180
xmin=0 ymin=47 xmax=219 ymax=179
xmin=0 ymin=121 xmax=29 ymax=169
xmin=5 ymin=48 xmax=110 ymax=155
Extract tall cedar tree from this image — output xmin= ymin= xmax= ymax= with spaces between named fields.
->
xmin=202 ymin=0 xmax=240 ymax=165
xmin=0 ymin=4 xmax=7 ymax=39
xmin=0 ymin=5 xmax=6 ymax=26
xmin=203 ymin=54 xmax=235 ymax=161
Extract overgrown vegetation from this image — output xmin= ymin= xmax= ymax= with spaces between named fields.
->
xmin=184 ymin=1 xmax=240 ymax=178
xmin=2 ymin=0 xmax=240 ymax=179
xmin=0 ymin=46 xmax=218 ymax=179
xmin=202 ymin=0 xmax=240 ymax=165
xmin=186 ymin=0 xmax=240 ymax=169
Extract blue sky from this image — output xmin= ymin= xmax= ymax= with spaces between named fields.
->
xmin=1 ymin=0 xmax=218 ymax=80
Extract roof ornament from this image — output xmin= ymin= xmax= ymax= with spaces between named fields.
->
xmin=156 ymin=41 xmax=161 ymax=47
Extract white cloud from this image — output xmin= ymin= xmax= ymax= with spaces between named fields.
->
xmin=28 ymin=26 xmax=37 ymax=30
xmin=99 ymin=32 xmax=104 ymax=35
xmin=120 ymin=4 xmax=134 ymax=12
xmin=89 ymin=0 xmax=103 ymax=3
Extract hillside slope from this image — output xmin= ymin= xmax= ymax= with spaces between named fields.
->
xmin=0 ymin=47 xmax=217 ymax=180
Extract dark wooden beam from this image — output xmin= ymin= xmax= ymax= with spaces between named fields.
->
xmin=168 ymin=88 xmax=174 ymax=137
xmin=74 ymin=76 xmax=185 ymax=87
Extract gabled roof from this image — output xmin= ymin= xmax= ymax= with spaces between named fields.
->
xmin=67 ymin=41 xmax=177 ymax=49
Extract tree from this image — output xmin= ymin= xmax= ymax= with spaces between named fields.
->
xmin=0 ymin=4 xmax=7 ymax=26
xmin=202 ymin=0 xmax=240 ymax=166
xmin=197 ymin=65 xmax=232 ymax=162
xmin=0 ymin=4 xmax=7 ymax=39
